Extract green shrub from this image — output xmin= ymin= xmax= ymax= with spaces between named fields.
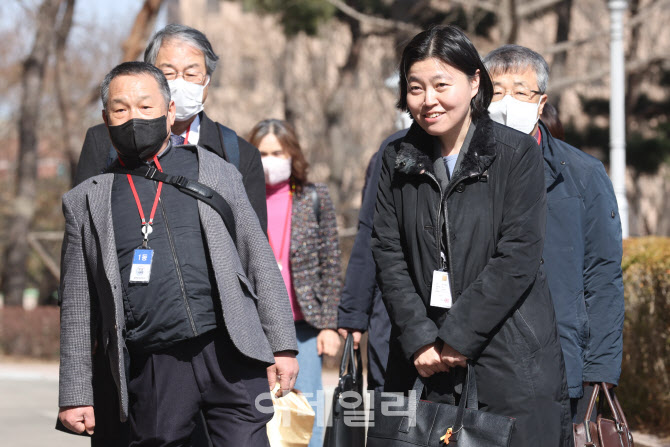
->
xmin=0 ymin=306 xmax=60 ymax=359
xmin=618 ymin=237 xmax=670 ymax=433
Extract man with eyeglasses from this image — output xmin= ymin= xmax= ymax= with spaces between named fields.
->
xmin=483 ymin=45 xmax=624 ymax=425
xmin=74 ymin=24 xmax=267 ymax=233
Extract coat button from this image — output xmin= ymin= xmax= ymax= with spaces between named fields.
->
xmin=540 ymin=258 xmax=544 ymax=265
xmin=611 ymin=211 xmax=616 ymax=218
xmin=456 ymin=184 xmax=465 ymax=193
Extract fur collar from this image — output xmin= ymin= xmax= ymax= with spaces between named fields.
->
xmin=395 ymin=116 xmax=497 ymax=181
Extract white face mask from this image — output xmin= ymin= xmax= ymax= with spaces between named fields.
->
xmin=168 ymin=76 xmax=210 ymax=121
xmin=488 ymin=95 xmax=541 ymax=134
xmin=262 ymin=156 xmax=292 ymax=186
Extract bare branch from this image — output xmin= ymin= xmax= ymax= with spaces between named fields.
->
xmin=121 ymin=0 xmax=164 ymax=61
xmin=450 ymin=0 xmax=497 ymax=14
xmin=27 ymin=233 xmax=60 ymax=280
xmin=548 ymin=53 xmax=670 ymax=92
xmin=78 ymin=0 xmax=165 ymax=109
xmin=452 ymin=0 xmax=562 ymax=18
xmin=543 ymin=0 xmax=670 ymax=55
xmin=325 ymin=0 xmax=420 ymax=34
xmin=516 ymin=0 xmax=564 ymax=17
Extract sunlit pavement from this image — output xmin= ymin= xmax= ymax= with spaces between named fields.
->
xmin=0 ymin=361 xmax=88 ymax=447
xmin=0 ymin=361 xmax=338 ymax=447
xmin=1 ymin=361 xmax=667 ymax=447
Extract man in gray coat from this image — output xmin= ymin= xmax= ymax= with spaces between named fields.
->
xmin=57 ymin=61 xmax=298 ymax=446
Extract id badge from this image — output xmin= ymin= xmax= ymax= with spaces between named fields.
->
xmin=129 ymin=249 xmax=154 ymax=283
xmin=430 ymin=270 xmax=452 ymax=309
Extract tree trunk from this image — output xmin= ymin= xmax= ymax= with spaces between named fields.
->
xmin=625 ymin=0 xmax=641 ymax=126
xmin=549 ymin=0 xmax=572 ymax=106
xmin=75 ymin=0 xmax=165 ymax=115
xmin=1 ymin=0 xmax=64 ymax=306
xmin=54 ymin=0 xmax=78 ymax=183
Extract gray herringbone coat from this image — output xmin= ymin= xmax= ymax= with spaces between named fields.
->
xmin=58 ymin=146 xmax=297 ymax=422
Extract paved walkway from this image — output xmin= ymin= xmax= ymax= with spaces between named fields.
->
xmin=0 ymin=361 xmax=88 ymax=447
xmin=1 ymin=360 xmax=667 ymax=447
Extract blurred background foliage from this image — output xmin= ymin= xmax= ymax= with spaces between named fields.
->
xmin=618 ymin=237 xmax=670 ymax=432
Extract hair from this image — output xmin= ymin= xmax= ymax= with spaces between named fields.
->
xmin=482 ymin=44 xmax=550 ymax=93
xmin=540 ymin=103 xmax=564 ymax=141
xmin=247 ymin=119 xmax=310 ymax=193
xmin=397 ymin=25 xmax=493 ymax=122
xmin=144 ymin=24 xmax=219 ymax=76
xmin=100 ymin=61 xmax=170 ymax=112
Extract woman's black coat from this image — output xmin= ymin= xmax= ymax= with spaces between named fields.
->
xmin=371 ymin=117 xmax=572 ymax=447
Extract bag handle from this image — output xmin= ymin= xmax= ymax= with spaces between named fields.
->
xmin=409 ymin=363 xmax=479 ymax=442
xmin=599 ymin=382 xmax=633 ymax=445
xmin=582 ymin=383 xmax=601 ymax=445
xmin=582 ymin=383 xmax=633 ymax=446
xmin=450 ymin=364 xmax=478 ymax=442
xmin=339 ymin=333 xmax=362 ymax=381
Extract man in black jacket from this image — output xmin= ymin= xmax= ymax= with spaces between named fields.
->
xmin=74 ymin=24 xmax=267 ymax=232
xmin=337 ymin=129 xmax=406 ymax=392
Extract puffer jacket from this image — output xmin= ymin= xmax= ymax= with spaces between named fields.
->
xmin=539 ymin=120 xmax=624 ymax=398
xmin=371 ymin=117 xmax=572 ymax=447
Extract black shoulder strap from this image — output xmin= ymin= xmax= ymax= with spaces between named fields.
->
xmin=310 ymin=186 xmax=321 ymax=224
xmin=218 ymin=123 xmax=240 ymax=170
xmin=116 ymin=166 xmax=237 ymax=247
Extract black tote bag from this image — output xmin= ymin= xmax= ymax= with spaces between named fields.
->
xmin=323 ymin=334 xmax=366 ymax=447
xmin=367 ymin=364 xmax=515 ymax=447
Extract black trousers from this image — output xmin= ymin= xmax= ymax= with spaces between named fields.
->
xmin=571 ymin=384 xmax=597 ymax=423
xmin=126 ymin=330 xmax=273 ymax=447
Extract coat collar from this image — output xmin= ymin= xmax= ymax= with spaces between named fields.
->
xmin=196 ymin=111 xmax=222 ymax=155
xmin=538 ymin=120 xmax=568 ymax=187
xmin=394 ymin=116 xmax=497 ymax=184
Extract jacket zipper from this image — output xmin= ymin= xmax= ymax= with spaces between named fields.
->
xmin=423 ymin=171 xmax=447 ymax=272
xmin=158 ymin=188 xmax=198 ymax=336
xmin=424 ymin=170 xmax=483 ymax=298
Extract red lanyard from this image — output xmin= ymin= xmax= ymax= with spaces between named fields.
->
xmin=126 ymin=155 xmax=164 ymax=233
xmin=184 ymin=127 xmax=191 ymax=144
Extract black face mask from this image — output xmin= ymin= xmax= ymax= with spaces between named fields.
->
xmin=108 ymin=116 xmax=168 ymax=164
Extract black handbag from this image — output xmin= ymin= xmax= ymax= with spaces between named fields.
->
xmin=323 ymin=333 xmax=366 ymax=447
xmin=367 ymin=364 xmax=515 ymax=446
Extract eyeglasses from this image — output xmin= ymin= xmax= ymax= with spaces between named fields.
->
xmin=491 ymin=88 xmax=543 ymax=102
xmin=162 ymin=69 xmax=206 ymax=84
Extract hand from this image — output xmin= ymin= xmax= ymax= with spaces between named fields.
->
xmin=337 ymin=328 xmax=363 ymax=350
xmin=440 ymin=342 xmax=467 ymax=368
xmin=413 ymin=343 xmax=449 ymax=378
xmin=267 ymin=351 xmax=299 ymax=397
xmin=317 ymin=329 xmax=341 ymax=357
xmin=58 ymin=405 xmax=95 ymax=435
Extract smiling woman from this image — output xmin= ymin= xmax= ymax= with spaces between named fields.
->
xmin=370 ymin=25 xmax=572 ymax=447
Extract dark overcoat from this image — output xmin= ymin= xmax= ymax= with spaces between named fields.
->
xmin=538 ymin=120 xmax=624 ymax=398
xmin=371 ymin=117 xmax=572 ymax=447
